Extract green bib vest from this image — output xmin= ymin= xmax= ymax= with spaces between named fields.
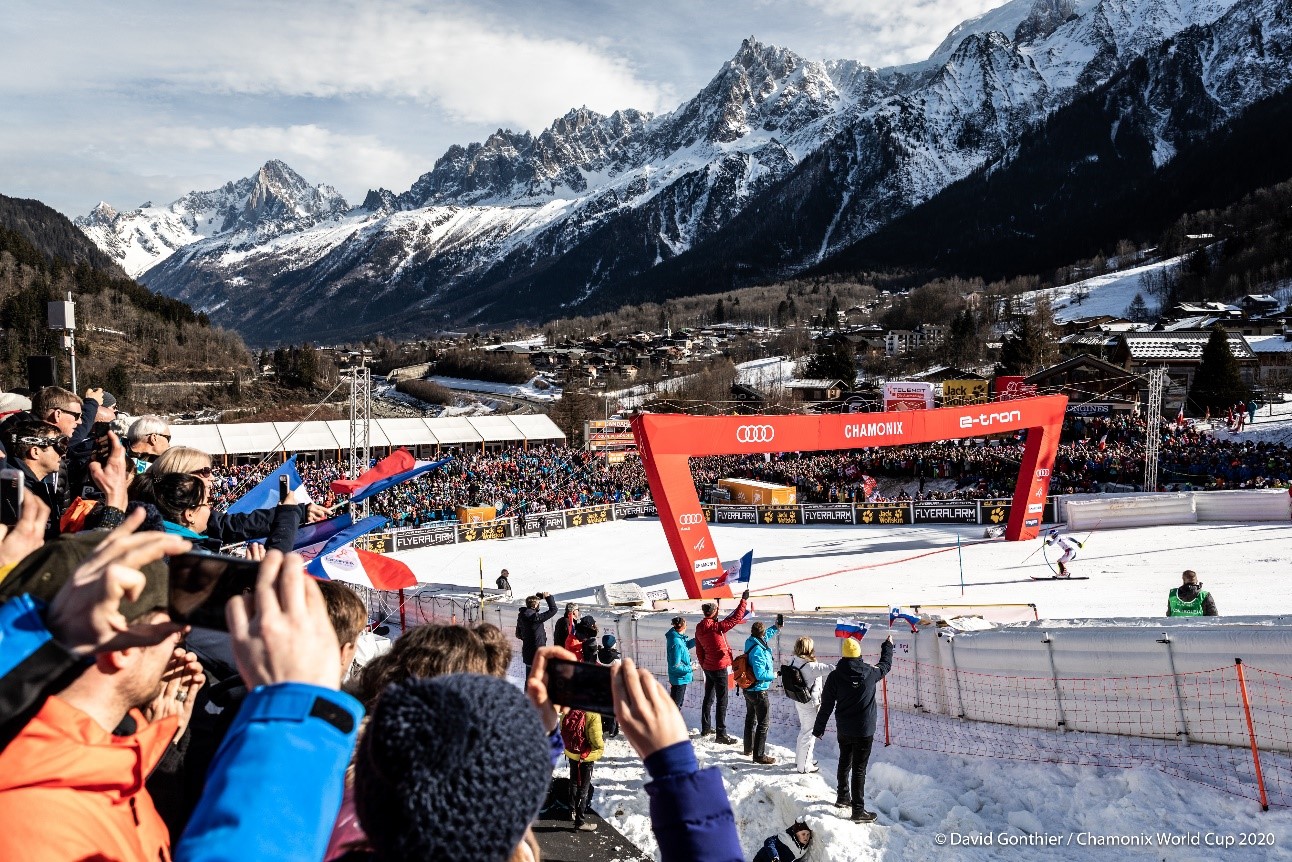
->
xmin=1168 ymin=587 xmax=1208 ymax=617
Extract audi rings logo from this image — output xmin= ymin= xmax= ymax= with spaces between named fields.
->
xmin=736 ymin=424 xmax=775 ymax=444
xmin=678 ymin=513 xmax=704 ymax=526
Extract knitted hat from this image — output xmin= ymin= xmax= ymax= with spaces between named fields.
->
xmin=354 ymin=673 xmax=550 ymax=862
xmin=101 ymin=391 xmax=117 ymax=408
xmin=602 ymin=633 xmax=616 ymax=648
xmin=841 ymin=638 xmax=862 ymax=658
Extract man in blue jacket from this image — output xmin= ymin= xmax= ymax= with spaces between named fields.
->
xmin=814 ymin=634 xmax=893 ymax=823
xmin=742 ymin=615 xmax=782 ymax=765
xmin=665 ymin=616 xmax=695 ymax=709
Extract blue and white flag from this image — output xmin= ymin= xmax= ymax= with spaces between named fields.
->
xmin=226 ymin=456 xmax=312 ymax=515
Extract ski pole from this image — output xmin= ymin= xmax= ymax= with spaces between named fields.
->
xmin=1079 ymin=519 xmax=1103 ymax=546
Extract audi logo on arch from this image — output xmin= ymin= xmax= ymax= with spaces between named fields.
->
xmin=736 ymin=425 xmax=775 ymax=443
xmin=678 ymin=513 xmax=704 ymax=526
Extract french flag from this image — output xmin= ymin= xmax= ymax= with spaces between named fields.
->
xmin=331 ymin=449 xmax=452 ymax=504
xmin=835 ymin=618 xmax=869 ymax=640
xmin=226 ymin=456 xmax=312 ymax=515
xmin=306 ymin=545 xmax=416 ymax=591
xmin=713 ymin=550 xmax=753 ymax=588
xmin=296 ymin=514 xmax=389 ymax=560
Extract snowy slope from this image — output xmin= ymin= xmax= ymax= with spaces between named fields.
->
xmin=1018 ymin=253 xmax=1188 ymax=322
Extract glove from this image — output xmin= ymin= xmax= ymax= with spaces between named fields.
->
xmin=741 ymin=589 xmax=750 ymax=600
xmin=776 ymin=613 xmax=784 ymax=628
xmin=1077 ymin=542 xmax=1084 ymax=549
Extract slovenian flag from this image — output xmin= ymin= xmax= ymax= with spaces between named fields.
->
xmin=330 ymin=449 xmax=451 ymax=504
xmin=835 ymin=618 xmax=869 ymax=640
xmin=889 ymin=607 xmax=921 ymax=633
xmin=226 ymin=456 xmax=312 ymax=514
xmin=306 ymin=544 xmax=416 ymax=590
xmin=713 ymin=550 xmax=753 ymax=588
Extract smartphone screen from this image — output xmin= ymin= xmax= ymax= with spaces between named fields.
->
xmin=0 ymin=469 xmax=23 ymax=527
xmin=544 ymin=657 xmax=615 ymax=715
xmin=168 ymin=552 xmax=261 ymax=630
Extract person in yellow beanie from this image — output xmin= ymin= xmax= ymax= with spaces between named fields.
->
xmin=813 ymin=634 xmax=893 ymax=824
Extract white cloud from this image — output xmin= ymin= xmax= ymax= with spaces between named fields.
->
xmin=797 ymin=0 xmax=1014 ymax=66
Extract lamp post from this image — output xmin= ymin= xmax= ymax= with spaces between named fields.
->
xmin=48 ymin=293 xmax=77 ymax=392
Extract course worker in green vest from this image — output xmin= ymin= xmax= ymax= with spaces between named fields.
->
xmin=1167 ymin=570 xmax=1218 ymax=617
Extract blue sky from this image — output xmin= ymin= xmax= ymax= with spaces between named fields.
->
xmin=0 ymin=0 xmax=1006 ymax=217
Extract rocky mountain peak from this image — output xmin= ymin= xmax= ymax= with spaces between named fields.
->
xmin=1015 ymin=0 xmax=1078 ymax=42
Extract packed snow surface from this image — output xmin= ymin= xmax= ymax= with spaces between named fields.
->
xmin=395 ymin=517 xmax=1292 ymax=860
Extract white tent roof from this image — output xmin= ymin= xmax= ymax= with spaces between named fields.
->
xmin=169 ymin=414 xmax=565 ymax=455
xmin=507 ymin=414 xmax=566 ymax=441
xmin=217 ymin=423 xmax=283 ymax=455
xmin=427 ymin=417 xmax=483 ymax=445
xmin=377 ymin=418 xmax=440 ymax=446
xmin=273 ymin=421 xmax=342 ymax=451
xmin=169 ymin=424 xmax=225 ymax=454
xmin=469 ymin=416 xmax=526 ymax=442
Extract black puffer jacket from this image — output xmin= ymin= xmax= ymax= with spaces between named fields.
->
xmin=813 ymin=641 xmax=894 ymax=739
xmin=516 ymin=595 xmax=558 ymax=663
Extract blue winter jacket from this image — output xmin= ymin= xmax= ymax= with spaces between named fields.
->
xmin=666 ymin=629 xmax=696 ymax=685
xmin=743 ymin=626 xmax=778 ymax=692
xmin=177 ymin=683 xmax=364 ymax=860
xmin=644 ymin=741 xmax=744 ymax=862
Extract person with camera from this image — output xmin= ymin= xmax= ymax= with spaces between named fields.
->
xmin=813 ymin=634 xmax=894 ymax=823
xmin=515 ymin=592 xmax=558 ymax=676
xmin=694 ymin=590 xmax=749 ymax=744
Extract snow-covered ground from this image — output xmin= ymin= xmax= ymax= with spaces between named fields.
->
xmin=394 ymin=516 xmax=1292 ymax=860
xmin=1018 ymin=254 xmax=1189 ymax=323
xmin=1202 ymin=395 xmax=1292 ymax=445
xmin=427 ymin=374 xmax=561 ymax=403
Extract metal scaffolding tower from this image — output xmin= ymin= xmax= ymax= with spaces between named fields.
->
xmin=1144 ymin=366 xmax=1165 ymax=491
xmin=347 ymin=361 xmax=372 ymax=518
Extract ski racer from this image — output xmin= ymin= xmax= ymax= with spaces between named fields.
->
xmin=1043 ymin=528 xmax=1083 ymax=578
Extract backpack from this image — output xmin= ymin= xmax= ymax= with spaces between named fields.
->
xmin=780 ymin=662 xmax=812 ymax=703
xmin=731 ymin=654 xmax=756 ymax=689
xmin=560 ymin=709 xmax=592 ymax=758
xmin=514 ymin=610 xmax=525 ymax=640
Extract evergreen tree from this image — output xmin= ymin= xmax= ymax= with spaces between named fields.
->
xmin=1188 ymin=325 xmax=1249 ymax=414
xmin=824 ymin=295 xmax=841 ymax=329
xmin=712 ymin=298 xmax=726 ymax=324
xmin=1127 ymin=293 xmax=1150 ymax=322
xmin=942 ymin=309 xmax=980 ymax=368
xmin=805 ymin=337 xmax=855 ymax=383
xmin=996 ymin=315 xmax=1052 ymax=375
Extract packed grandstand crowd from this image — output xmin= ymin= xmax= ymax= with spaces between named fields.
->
xmin=194 ymin=414 xmax=1292 ymax=523
xmin=0 ymin=383 xmax=1283 ymax=862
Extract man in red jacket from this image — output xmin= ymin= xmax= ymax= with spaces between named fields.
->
xmin=693 ymin=590 xmax=749 ymax=744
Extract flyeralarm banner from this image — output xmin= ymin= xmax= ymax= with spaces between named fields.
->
xmin=631 ymin=395 xmax=1067 ymax=599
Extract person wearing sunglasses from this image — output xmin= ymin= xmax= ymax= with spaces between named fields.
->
xmin=4 ymin=419 xmax=69 ymax=539
xmin=126 ymin=416 xmax=173 ymax=474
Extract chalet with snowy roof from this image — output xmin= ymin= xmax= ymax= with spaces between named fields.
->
xmin=1245 ymin=333 xmax=1292 ymax=391
xmin=1025 ymin=354 xmax=1139 ymax=414
xmin=1113 ymin=331 xmax=1259 ymax=390
xmin=1237 ymin=294 xmax=1282 ymax=318
xmin=784 ymin=378 xmax=848 ymax=402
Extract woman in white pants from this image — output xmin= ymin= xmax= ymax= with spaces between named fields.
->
xmin=786 ymin=637 xmax=835 ymax=773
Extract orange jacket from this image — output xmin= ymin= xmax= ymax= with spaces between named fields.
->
xmin=0 ymin=695 xmax=177 ymax=862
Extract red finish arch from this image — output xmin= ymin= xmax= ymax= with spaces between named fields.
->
xmin=630 ymin=395 xmax=1069 ymax=599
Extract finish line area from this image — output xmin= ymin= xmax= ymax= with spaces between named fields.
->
xmin=391 ymin=516 xmax=1292 ymax=619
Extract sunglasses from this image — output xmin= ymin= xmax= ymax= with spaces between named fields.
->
xmin=20 ymin=435 xmax=69 ymax=455
xmin=54 ymin=407 xmax=82 ymax=422
xmin=189 ymin=466 xmax=214 ymax=478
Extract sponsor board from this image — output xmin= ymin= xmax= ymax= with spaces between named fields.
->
xmin=1025 ymin=518 xmax=1039 ymax=527
xmin=646 ymin=588 xmax=669 ymax=602
xmin=1027 ymin=503 xmax=1044 ymax=514
xmin=711 ymin=505 xmax=758 ymax=524
xmin=392 ymin=525 xmax=457 ymax=551
xmin=458 ymin=520 xmax=513 ymax=543
xmin=995 ymin=376 xmax=1038 ymax=400
xmin=357 ymin=533 xmax=392 ymax=554
xmin=882 ymin=381 xmax=934 ymax=412
xmin=735 ymin=424 xmax=775 ymax=444
xmin=958 ymin=409 xmax=1023 ymax=431
xmin=566 ymin=505 xmax=612 ymax=529
xmin=758 ymin=505 xmax=803 ymax=525
xmin=981 ymin=503 xmax=1010 ymax=525
xmin=913 ymin=502 xmax=978 ymax=524
xmin=613 ymin=501 xmax=656 ymax=518
xmin=855 ymin=503 xmax=912 ymax=525
xmin=1067 ymin=403 xmax=1112 ymax=415
xmin=801 ymin=504 xmax=856 ymax=525
xmin=526 ymin=513 xmax=567 ymax=532
xmin=693 ymin=557 xmax=719 ymax=573
xmin=942 ymin=379 xmax=989 ymax=406
xmin=677 ymin=512 xmax=705 ymax=527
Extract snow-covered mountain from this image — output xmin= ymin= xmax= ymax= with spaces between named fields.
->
xmin=76 ymin=160 xmax=349 ymax=277
xmin=79 ymin=0 xmax=1292 ymax=342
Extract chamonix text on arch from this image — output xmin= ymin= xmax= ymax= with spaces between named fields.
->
xmin=631 ymin=395 xmax=1068 ymax=599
